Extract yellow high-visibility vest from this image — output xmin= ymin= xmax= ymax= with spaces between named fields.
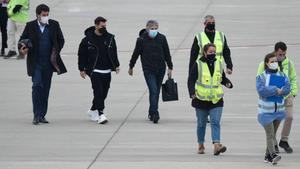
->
xmin=195 ymin=31 xmax=225 ymax=61
xmin=7 ymin=0 xmax=29 ymax=23
xmin=195 ymin=59 xmax=224 ymax=103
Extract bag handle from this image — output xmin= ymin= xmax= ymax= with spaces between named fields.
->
xmin=167 ymin=70 xmax=172 ymax=79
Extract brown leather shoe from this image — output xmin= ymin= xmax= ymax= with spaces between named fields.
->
xmin=198 ymin=144 xmax=205 ymax=154
xmin=214 ymin=143 xmax=227 ymax=155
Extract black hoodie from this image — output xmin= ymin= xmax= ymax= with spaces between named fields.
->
xmin=78 ymin=26 xmax=120 ymax=75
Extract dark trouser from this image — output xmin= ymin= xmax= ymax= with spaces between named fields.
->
xmin=90 ymin=73 xmax=111 ymax=115
xmin=143 ymin=68 xmax=166 ymax=116
xmin=0 ymin=7 xmax=8 ymax=49
xmin=264 ymin=120 xmax=281 ymax=155
xmin=32 ymin=64 xmax=53 ymax=119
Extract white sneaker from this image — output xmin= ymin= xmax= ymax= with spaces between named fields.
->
xmin=87 ymin=110 xmax=93 ymax=116
xmin=87 ymin=110 xmax=99 ymax=121
xmin=98 ymin=114 xmax=108 ymax=124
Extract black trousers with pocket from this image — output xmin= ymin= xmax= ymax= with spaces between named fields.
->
xmin=90 ymin=72 xmax=111 ymax=115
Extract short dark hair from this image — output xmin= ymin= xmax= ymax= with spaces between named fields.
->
xmin=274 ymin=41 xmax=287 ymax=52
xmin=94 ymin=16 xmax=107 ymax=25
xmin=264 ymin=52 xmax=276 ymax=70
xmin=202 ymin=43 xmax=216 ymax=55
xmin=36 ymin=4 xmax=50 ymax=15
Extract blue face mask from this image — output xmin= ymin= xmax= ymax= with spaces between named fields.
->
xmin=148 ymin=29 xmax=158 ymax=38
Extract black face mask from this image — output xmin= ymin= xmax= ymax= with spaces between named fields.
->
xmin=99 ymin=27 xmax=107 ymax=34
xmin=207 ymin=54 xmax=216 ymax=61
xmin=206 ymin=23 xmax=215 ymax=31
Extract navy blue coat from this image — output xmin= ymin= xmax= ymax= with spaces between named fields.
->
xmin=20 ymin=19 xmax=66 ymax=76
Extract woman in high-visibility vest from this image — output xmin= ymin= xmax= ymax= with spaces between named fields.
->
xmin=256 ymin=53 xmax=290 ymax=165
xmin=188 ymin=43 xmax=233 ymax=155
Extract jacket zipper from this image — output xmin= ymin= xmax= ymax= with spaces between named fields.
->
xmin=107 ymin=35 xmax=116 ymax=70
xmin=88 ymin=41 xmax=99 ymax=76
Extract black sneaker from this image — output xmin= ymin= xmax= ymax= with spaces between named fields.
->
xmin=279 ymin=140 xmax=293 ymax=153
xmin=275 ymin=145 xmax=279 ymax=153
xmin=270 ymin=153 xmax=281 ymax=165
xmin=264 ymin=154 xmax=272 ymax=163
xmin=4 ymin=50 xmax=17 ymax=59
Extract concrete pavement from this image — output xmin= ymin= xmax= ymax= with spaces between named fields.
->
xmin=0 ymin=0 xmax=299 ymax=168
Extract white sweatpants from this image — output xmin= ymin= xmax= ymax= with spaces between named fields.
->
xmin=7 ymin=19 xmax=25 ymax=51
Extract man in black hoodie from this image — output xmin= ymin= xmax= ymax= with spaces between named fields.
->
xmin=128 ymin=20 xmax=173 ymax=124
xmin=78 ymin=16 xmax=120 ymax=124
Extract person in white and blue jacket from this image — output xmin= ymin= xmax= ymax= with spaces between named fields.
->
xmin=256 ymin=52 xmax=290 ymax=165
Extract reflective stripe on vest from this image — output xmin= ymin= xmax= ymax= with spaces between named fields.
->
xmin=258 ymin=101 xmax=285 ymax=114
xmin=196 ymin=93 xmax=225 ymax=100
xmin=258 ymin=104 xmax=285 ymax=110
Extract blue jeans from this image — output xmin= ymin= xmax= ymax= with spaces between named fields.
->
xmin=196 ymin=107 xmax=223 ymax=144
xmin=143 ymin=68 xmax=166 ymax=116
xmin=32 ymin=64 xmax=53 ymax=119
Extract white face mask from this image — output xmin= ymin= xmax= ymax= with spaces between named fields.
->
xmin=40 ymin=16 xmax=49 ymax=24
xmin=268 ymin=62 xmax=278 ymax=70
